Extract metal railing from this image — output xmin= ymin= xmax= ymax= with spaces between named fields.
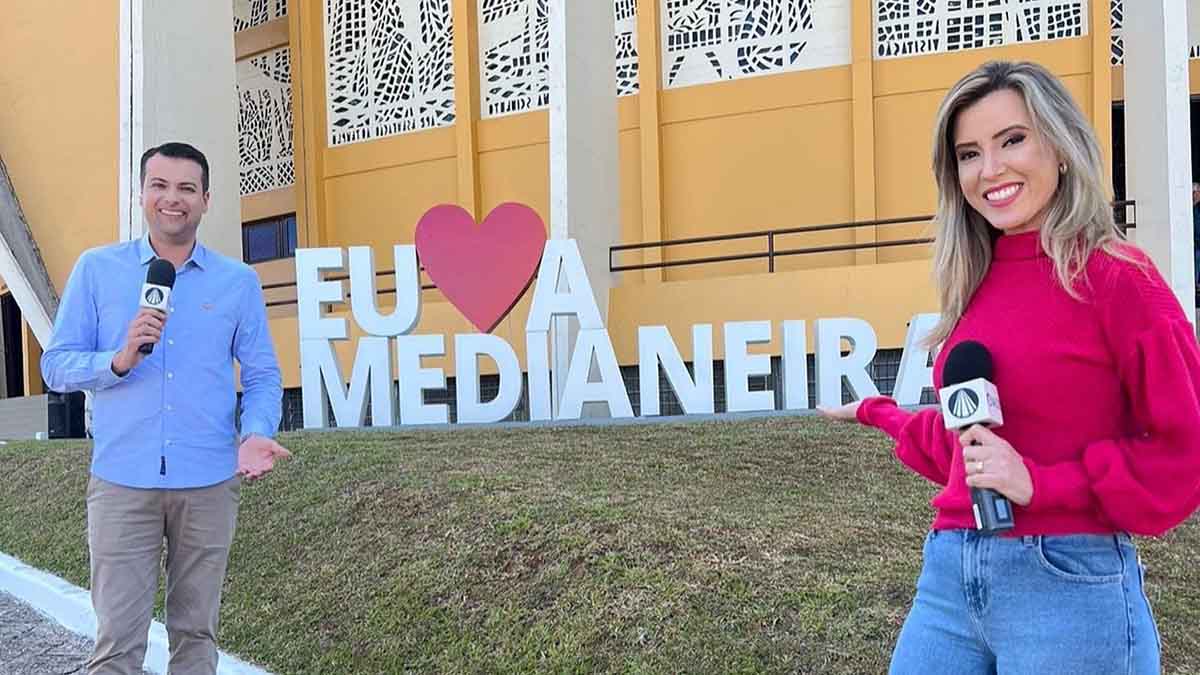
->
xmin=261 ymin=269 xmax=435 ymax=309
xmin=610 ymin=214 xmax=935 ymax=275
xmin=1114 ymin=199 xmax=1137 ymax=234
xmin=611 ymin=201 xmax=1138 ymax=275
xmin=259 ymin=201 xmax=1137 ymax=309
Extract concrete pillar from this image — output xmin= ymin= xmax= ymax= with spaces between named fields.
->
xmin=119 ymin=0 xmax=241 ymax=261
xmin=547 ymin=0 xmax=621 ymax=414
xmin=1123 ymin=0 xmax=1195 ymax=321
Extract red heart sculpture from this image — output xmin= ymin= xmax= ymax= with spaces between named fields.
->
xmin=414 ymin=202 xmax=548 ymax=333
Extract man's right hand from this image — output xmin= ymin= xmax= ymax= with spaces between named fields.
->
xmin=111 ymin=309 xmax=167 ymax=376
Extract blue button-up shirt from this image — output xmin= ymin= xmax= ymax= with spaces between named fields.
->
xmin=41 ymin=236 xmax=282 ymax=489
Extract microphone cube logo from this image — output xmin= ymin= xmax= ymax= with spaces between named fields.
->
xmin=948 ymin=388 xmax=979 ymax=419
xmin=939 ymin=378 xmax=1003 ymax=430
xmin=140 ymin=283 xmax=170 ymax=311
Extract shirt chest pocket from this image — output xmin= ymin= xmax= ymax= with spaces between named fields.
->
xmin=171 ymin=299 xmax=239 ymax=355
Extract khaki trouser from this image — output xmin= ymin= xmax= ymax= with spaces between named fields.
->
xmin=86 ymin=475 xmax=240 ymax=675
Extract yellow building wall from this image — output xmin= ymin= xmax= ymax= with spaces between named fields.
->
xmin=0 ymin=1 xmax=1143 ymax=397
xmin=324 ymin=156 xmax=459 ymax=251
xmin=0 ymin=2 xmax=120 ymax=394
xmin=608 ymin=260 xmax=939 ymax=363
xmin=257 ymin=3 xmax=1118 ymax=390
xmin=0 ymin=3 xmax=119 ymax=294
xmin=660 ymin=92 xmax=857 ymax=278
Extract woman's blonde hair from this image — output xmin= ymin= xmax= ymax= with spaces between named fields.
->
xmin=925 ymin=60 xmax=1130 ymax=347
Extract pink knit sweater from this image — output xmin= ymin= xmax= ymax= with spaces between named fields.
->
xmin=858 ymin=230 xmax=1200 ymax=537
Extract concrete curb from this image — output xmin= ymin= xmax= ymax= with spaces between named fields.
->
xmin=0 ymin=550 xmax=271 ymax=675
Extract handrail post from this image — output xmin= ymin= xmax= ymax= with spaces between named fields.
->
xmin=768 ymin=232 xmax=775 ymax=273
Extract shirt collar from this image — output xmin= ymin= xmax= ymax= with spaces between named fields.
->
xmin=137 ymin=234 xmax=208 ymax=270
xmin=136 ymin=235 xmax=156 ymax=265
xmin=187 ymin=241 xmax=209 ymax=270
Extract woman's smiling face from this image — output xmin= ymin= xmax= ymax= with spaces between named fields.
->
xmin=953 ymin=88 xmax=1061 ymax=235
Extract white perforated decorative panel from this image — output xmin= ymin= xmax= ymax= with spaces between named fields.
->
xmin=479 ymin=0 xmax=639 ymax=119
xmin=875 ymin=0 xmax=1087 ymax=59
xmin=234 ymin=0 xmax=287 ymax=32
xmin=661 ymin=0 xmax=850 ymax=89
xmin=325 ymin=0 xmax=456 ymax=146
xmin=238 ymin=47 xmax=295 ymax=196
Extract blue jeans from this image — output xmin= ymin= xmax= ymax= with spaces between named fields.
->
xmin=890 ymin=530 xmax=1161 ymax=674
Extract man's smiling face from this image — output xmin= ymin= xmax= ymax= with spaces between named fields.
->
xmin=140 ymin=154 xmax=210 ymax=245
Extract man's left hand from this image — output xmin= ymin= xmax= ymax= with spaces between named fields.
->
xmin=237 ymin=435 xmax=292 ymax=481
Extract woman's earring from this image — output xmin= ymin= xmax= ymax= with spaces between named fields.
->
xmin=1059 ymin=163 xmax=1068 ymax=174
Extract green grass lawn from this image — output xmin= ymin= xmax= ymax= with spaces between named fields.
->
xmin=1 ymin=416 xmax=1196 ymax=674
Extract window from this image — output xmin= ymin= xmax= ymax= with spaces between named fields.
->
xmin=242 ymin=214 xmax=297 ymax=264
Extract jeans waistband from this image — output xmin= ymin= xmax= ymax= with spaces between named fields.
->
xmin=934 ymin=529 xmax=1134 ymax=547
xmin=1014 ymin=532 xmax=1133 ymax=547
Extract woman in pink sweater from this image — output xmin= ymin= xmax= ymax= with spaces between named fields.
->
xmin=822 ymin=61 xmax=1200 ymax=674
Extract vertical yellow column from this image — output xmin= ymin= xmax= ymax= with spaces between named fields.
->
xmin=291 ymin=0 xmax=328 ymax=247
xmin=22 ymin=318 xmax=42 ymax=397
xmin=453 ymin=0 xmax=482 ymax=220
xmin=1091 ymin=0 xmax=1114 ymax=196
xmin=637 ymin=0 xmax=665 ymax=283
xmin=852 ymin=1 xmax=878 ymax=265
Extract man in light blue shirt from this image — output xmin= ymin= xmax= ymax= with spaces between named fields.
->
xmin=41 ymin=142 xmax=289 ymax=675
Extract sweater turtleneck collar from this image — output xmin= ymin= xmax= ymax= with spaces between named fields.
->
xmin=992 ymin=229 xmax=1043 ymax=261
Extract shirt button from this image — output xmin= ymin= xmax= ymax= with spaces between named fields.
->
xmin=166 ymin=405 xmax=173 ymax=412
xmin=167 ymin=372 xmax=174 ymax=379
xmin=168 ymin=339 xmax=174 ymax=346
xmin=165 ymin=440 xmax=173 ymax=446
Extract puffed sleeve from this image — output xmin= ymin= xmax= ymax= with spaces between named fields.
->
xmin=858 ymin=396 xmax=958 ymax=487
xmin=1022 ymin=251 xmax=1200 ymax=536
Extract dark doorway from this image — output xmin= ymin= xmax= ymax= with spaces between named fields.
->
xmin=1112 ymin=98 xmax=1200 ymax=199
xmin=0 ymin=292 xmax=24 ymax=398
xmin=1193 ymin=99 xmax=1200 ymax=180
xmin=1111 ymin=102 xmax=1125 ymax=204
xmin=1114 ymin=98 xmax=1200 ymax=308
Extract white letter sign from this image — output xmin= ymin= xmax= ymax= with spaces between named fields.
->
xmin=814 ymin=318 xmax=880 ymax=406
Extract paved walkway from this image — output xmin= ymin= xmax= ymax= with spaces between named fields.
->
xmin=0 ymin=590 xmax=150 ymax=675
xmin=0 ymin=590 xmax=94 ymax=674
xmin=0 ymin=588 xmax=97 ymax=672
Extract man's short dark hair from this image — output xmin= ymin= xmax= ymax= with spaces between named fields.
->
xmin=140 ymin=142 xmax=210 ymax=192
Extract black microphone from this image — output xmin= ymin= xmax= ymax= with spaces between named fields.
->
xmin=940 ymin=340 xmax=1015 ymax=534
xmin=138 ymin=258 xmax=176 ymax=355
